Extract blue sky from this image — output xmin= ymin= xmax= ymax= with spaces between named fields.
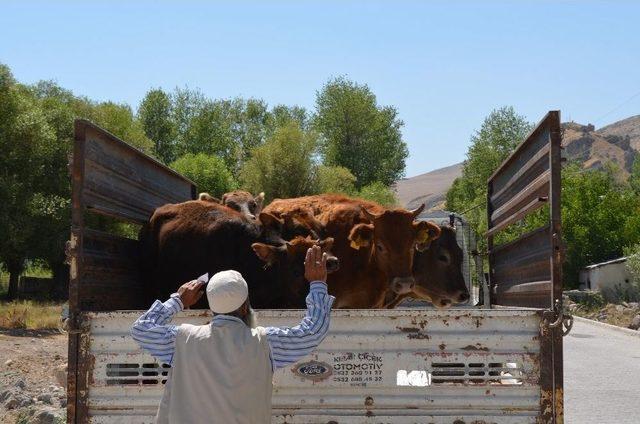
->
xmin=1 ymin=1 xmax=639 ymax=177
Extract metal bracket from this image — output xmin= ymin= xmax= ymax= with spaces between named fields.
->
xmin=544 ymin=299 xmax=573 ymax=336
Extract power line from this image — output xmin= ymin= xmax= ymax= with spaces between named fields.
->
xmin=592 ymin=90 xmax=640 ymax=125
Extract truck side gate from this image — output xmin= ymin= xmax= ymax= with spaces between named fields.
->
xmin=487 ymin=111 xmax=564 ymax=423
xmin=68 ymin=112 xmax=564 ymax=423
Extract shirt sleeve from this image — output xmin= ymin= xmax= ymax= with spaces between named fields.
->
xmin=265 ymin=282 xmax=335 ymax=370
xmin=130 ymin=294 xmax=183 ymax=365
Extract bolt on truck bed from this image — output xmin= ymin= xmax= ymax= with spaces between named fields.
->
xmin=67 ymin=113 xmax=565 ymax=423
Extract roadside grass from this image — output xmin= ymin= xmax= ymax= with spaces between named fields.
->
xmin=0 ymin=300 xmax=63 ymax=330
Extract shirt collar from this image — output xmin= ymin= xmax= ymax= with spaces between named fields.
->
xmin=211 ymin=315 xmax=246 ymax=326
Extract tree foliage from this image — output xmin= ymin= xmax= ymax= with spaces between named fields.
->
xmin=316 ymin=165 xmax=357 ymax=195
xmin=138 ymin=88 xmax=175 ymax=163
xmin=170 ymin=153 xmax=237 ymax=197
xmin=240 ymin=122 xmax=319 ymax=201
xmin=314 ymin=77 xmax=408 ymax=188
xmin=561 ymin=163 xmax=640 ymax=287
xmin=446 ymin=106 xmax=533 ymax=243
xmin=357 ymin=182 xmax=399 ymax=207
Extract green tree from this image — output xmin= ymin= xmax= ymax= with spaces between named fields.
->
xmin=357 ymin=181 xmax=399 ymax=207
xmin=561 ymin=164 xmax=640 ymax=286
xmin=446 ymin=106 xmax=533 ymax=241
xmin=171 ymin=86 xmax=206 ymax=155
xmin=183 ymin=99 xmax=241 ymax=170
xmin=91 ymin=101 xmax=154 ymax=153
xmin=240 ymin=122 xmax=318 ymax=201
xmin=314 ymin=77 xmax=408 ymax=188
xmin=269 ymin=105 xmax=309 ymax=134
xmin=0 ymin=65 xmax=56 ymax=298
xmin=630 ymin=154 xmax=640 ymax=195
xmin=171 ymin=153 xmax=237 ymax=197
xmin=138 ymin=88 xmax=176 ymax=163
xmin=316 ymin=165 xmax=357 ymax=195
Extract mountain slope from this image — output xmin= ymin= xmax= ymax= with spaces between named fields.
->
xmin=394 ymin=163 xmax=462 ymax=210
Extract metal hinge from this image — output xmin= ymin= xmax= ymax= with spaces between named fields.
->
xmin=544 ymin=299 xmax=574 ymax=336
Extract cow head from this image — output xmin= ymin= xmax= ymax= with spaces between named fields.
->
xmin=280 ymin=208 xmax=326 ymax=240
xmin=221 ymin=190 xmax=265 ymax=220
xmin=411 ymin=225 xmax=469 ymax=308
xmin=251 ymin=236 xmax=339 ymax=275
xmin=348 ymin=203 xmax=441 ymax=295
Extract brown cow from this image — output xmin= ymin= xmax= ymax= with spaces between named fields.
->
xmin=198 ymin=190 xmax=265 ymax=220
xmin=264 ymin=194 xmax=440 ymax=308
xmin=139 ymin=199 xmax=338 ymax=309
xmin=384 ymin=224 xmax=470 ymax=308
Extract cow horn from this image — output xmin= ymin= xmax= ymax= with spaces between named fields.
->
xmin=361 ymin=206 xmax=381 ymax=221
xmin=410 ymin=203 xmax=425 ymax=218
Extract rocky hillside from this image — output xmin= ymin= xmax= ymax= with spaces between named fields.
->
xmin=563 ymin=115 xmax=640 ymax=178
xmin=396 ymin=115 xmax=640 ymax=209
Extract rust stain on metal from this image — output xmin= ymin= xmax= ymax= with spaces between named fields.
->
xmin=555 ymin=387 xmax=564 ymax=423
xmin=461 ymin=344 xmax=489 ymax=352
xmin=397 ymin=326 xmax=420 ymax=333
xmin=407 ymin=332 xmax=430 ymax=340
xmin=364 ymin=396 xmax=374 ymax=407
xmin=410 ymin=318 xmax=427 ymax=329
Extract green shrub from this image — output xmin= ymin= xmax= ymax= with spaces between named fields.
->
xmin=171 ymin=153 xmax=237 ymax=197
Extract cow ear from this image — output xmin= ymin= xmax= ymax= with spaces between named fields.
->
xmin=252 ymin=243 xmax=279 ymax=265
xmin=259 ymin=212 xmax=284 ymax=232
xmin=254 ymin=192 xmax=265 ymax=211
xmin=319 ymin=237 xmax=334 ymax=251
xmin=348 ymin=223 xmax=374 ymax=250
xmin=414 ymin=221 xmax=441 ymax=252
xmin=198 ymin=192 xmax=221 ymax=203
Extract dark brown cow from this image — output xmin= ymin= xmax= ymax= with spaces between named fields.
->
xmin=384 ymin=224 xmax=470 ymax=308
xmin=264 ymin=194 xmax=440 ymax=308
xmin=197 ymin=190 xmax=265 ymax=220
xmin=139 ymin=199 xmax=337 ymax=309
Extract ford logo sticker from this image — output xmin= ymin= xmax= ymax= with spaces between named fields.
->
xmin=293 ymin=361 xmax=333 ymax=381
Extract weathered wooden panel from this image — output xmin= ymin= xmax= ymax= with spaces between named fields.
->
xmin=78 ymin=229 xmax=146 ymax=311
xmin=77 ymin=119 xmax=195 ymax=224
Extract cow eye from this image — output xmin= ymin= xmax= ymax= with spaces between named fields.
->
xmin=249 ymin=201 xmax=256 ymax=211
xmin=376 ymin=243 xmax=384 ymax=252
xmin=438 ymin=254 xmax=449 ymax=263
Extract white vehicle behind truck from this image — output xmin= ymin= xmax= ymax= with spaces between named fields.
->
xmin=66 ymin=111 xmax=569 ymax=423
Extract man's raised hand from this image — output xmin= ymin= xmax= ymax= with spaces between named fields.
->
xmin=304 ymin=245 xmax=328 ymax=283
xmin=177 ymin=280 xmax=205 ymax=308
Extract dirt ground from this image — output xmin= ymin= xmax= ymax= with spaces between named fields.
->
xmin=0 ymin=330 xmax=67 ymax=424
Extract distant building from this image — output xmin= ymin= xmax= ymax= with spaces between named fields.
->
xmin=578 ymin=257 xmax=631 ymax=294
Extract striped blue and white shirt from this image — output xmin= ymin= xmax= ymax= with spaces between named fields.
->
xmin=130 ymin=282 xmax=335 ymax=370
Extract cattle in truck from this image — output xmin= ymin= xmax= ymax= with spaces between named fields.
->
xmin=265 ymin=195 xmax=469 ymax=309
xmin=264 ymin=194 xmax=442 ymax=308
xmin=139 ymin=198 xmax=338 ymax=309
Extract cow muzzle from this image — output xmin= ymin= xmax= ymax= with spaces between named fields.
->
xmin=326 ymin=256 xmax=340 ymax=273
xmin=391 ymin=277 xmax=415 ymax=295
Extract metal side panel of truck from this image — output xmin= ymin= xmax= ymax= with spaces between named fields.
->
xmin=67 ymin=113 xmax=567 ymax=423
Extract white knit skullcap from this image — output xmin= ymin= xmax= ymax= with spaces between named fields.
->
xmin=206 ymin=270 xmax=249 ymax=314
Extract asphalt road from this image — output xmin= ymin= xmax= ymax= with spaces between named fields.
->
xmin=564 ymin=319 xmax=640 ymax=423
